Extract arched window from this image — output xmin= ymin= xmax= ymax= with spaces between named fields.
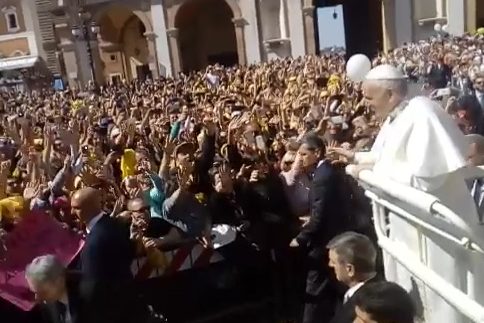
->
xmin=2 ymin=6 xmax=19 ymax=33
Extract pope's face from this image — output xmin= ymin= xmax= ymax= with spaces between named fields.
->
xmin=362 ymin=81 xmax=393 ymax=119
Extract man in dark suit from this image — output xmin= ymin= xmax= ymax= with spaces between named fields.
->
xmin=426 ymin=58 xmax=452 ymax=90
xmin=353 ymin=281 xmax=416 ymax=323
xmin=26 ymin=255 xmax=82 ymax=323
xmin=327 ymin=232 xmax=380 ymax=323
xmin=71 ymin=187 xmax=147 ymax=323
xmin=289 ymin=134 xmax=352 ymax=323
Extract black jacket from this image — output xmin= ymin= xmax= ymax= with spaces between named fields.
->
xmin=329 ymin=276 xmax=382 ymax=323
xmin=79 ymin=215 xmax=144 ymax=323
xmin=296 ymin=161 xmax=352 ymax=249
xmin=41 ymin=272 xmax=83 ymax=323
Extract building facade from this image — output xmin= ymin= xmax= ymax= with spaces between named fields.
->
xmin=0 ymin=0 xmax=50 ymax=90
xmin=44 ymin=0 xmax=320 ymax=88
xmin=41 ymin=0 xmax=484 ymax=88
xmin=382 ymin=0 xmax=484 ymax=51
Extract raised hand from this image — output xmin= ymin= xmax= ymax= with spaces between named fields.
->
xmin=127 ymin=186 xmax=142 ymax=199
xmin=326 ymin=140 xmax=355 ymax=160
xmin=111 ymin=195 xmax=126 ymax=218
xmin=23 ymin=181 xmax=40 ymax=201
xmin=0 ymin=160 xmax=11 ymax=176
xmin=176 ymin=165 xmax=192 ymax=190
xmin=163 ymin=137 xmax=176 ymax=156
xmin=203 ymin=117 xmax=217 ymax=136
xmin=236 ymin=164 xmax=250 ymax=180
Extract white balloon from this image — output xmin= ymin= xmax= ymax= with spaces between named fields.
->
xmin=434 ymin=23 xmax=442 ymax=32
xmin=346 ymin=54 xmax=372 ymax=82
xmin=442 ymin=24 xmax=448 ymax=32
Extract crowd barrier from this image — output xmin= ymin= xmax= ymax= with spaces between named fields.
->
xmin=357 ymin=170 xmax=484 ymax=323
xmin=131 ymin=243 xmax=224 ymax=280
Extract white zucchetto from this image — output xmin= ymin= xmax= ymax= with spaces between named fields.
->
xmin=365 ymin=64 xmax=406 ymax=81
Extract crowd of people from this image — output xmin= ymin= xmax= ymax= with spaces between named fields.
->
xmin=1 ymin=31 xmax=484 ymax=323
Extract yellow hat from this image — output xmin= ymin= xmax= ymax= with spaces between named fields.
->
xmin=0 ymin=196 xmax=24 ymax=221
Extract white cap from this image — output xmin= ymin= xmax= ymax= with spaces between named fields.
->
xmin=365 ymin=64 xmax=406 ymax=81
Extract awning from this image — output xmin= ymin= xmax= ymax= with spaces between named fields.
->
xmin=0 ymin=56 xmax=40 ymax=71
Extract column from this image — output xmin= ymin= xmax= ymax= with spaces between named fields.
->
xmin=302 ymin=4 xmax=316 ymax=55
xmin=166 ymin=28 xmax=182 ymax=75
xmin=447 ymin=0 xmax=465 ymax=35
xmin=279 ymin=0 xmax=288 ymax=39
xmin=465 ymin=0 xmax=476 ymax=33
xmin=287 ymin=0 xmax=305 ymax=58
xmin=394 ymin=0 xmax=413 ymax=46
xmin=144 ymin=32 xmax=159 ymax=79
xmin=150 ymin=0 xmax=171 ymax=76
xmin=59 ymin=42 xmax=80 ymax=89
xmin=89 ymin=39 xmax=105 ymax=85
xmin=232 ymin=17 xmax=247 ymax=66
xmin=436 ymin=0 xmax=445 ymax=18
xmin=381 ymin=0 xmax=397 ymax=52
xmin=238 ymin=0 xmax=261 ymax=64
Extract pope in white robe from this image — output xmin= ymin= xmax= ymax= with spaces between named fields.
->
xmin=339 ymin=64 xmax=484 ymax=323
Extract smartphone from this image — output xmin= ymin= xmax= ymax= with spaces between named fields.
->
xmin=255 ymin=135 xmax=266 ymax=151
xmin=244 ymin=131 xmax=256 ymax=146
xmin=330 ymin=116 xmax=344 ymax=125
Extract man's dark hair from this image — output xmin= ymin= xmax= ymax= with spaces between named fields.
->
xmin=354 ymin=281 xmax=416 ymax=323
xmin=300 ymin=133 xmax=325 ymax=157
xmin=326 ymin=231 xmax=376 ymax=274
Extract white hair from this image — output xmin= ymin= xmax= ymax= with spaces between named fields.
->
xmin=368 ymin=79 xmax=408 ymax=97
xmin=25 ymin=255 xmax=65 ymax=284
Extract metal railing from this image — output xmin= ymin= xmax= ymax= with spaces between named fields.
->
xmin=357 ymin=170 xmax=484 ymax=323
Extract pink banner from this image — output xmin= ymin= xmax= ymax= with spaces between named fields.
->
xmin=0 ymin=211 xmax=84 ymax=311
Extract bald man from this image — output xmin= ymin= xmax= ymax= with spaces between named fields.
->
xmin=71 ymin=188 xmax=142 ymax=323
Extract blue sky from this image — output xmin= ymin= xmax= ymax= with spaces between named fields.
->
xmin=317 ymin=5 xmax=346 ymax=50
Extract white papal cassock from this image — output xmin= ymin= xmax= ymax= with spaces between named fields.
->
xmin=369 ymin=96 xmax=484 ymax=323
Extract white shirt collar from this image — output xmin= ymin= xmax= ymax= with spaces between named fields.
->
xmin=343 ymin=281 xmax=365 ymax=303
xmin=343 ymin=274 xmax=376 ymax=303
xmin=317 ymin=159 xmax=326 ymax=168
xmin=86 ymin=213 xmax=104 ymax=234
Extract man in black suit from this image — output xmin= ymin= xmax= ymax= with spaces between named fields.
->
xmin=26 ymin=255 xmax=82 ymax=323
xmin=327 ymin=232 xmax=379 ymax=323
xmin=353 ymin=281 xmax=416 ymax=323
xmin=71 ymin=187 xmax=146 ymax=323
xmin=289 ymin=134 xmax=352 ymax=323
